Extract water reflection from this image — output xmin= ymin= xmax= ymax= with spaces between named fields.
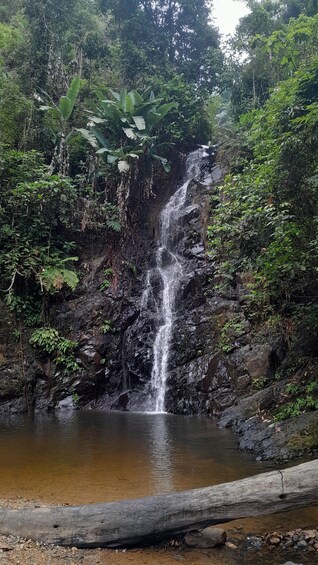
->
xmin=148 ymin=414 xmax=174 ymax=494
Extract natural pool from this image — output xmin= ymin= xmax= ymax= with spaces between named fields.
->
xmin=0 ymin=410 xmax=272 ymax=504
xmin=0 ymin=410 xmax=317 ymax=564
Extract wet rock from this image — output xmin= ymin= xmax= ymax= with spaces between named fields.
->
xmin=0 ymin=396 xmax=29 ymax=416
xmin=166 ymin=351 xmax=236 ymax=416
xmin=297 ymin=540 xmax=307 ymax=549
xmin=237 ymin=374 xmax=251 ymax=391
xmin=187 ymin=243 xmax=205 ymax=259
xmin=248 ymin=536 xmax=263 ymax=549
xmin=56 ymin=396 xmax=74 ymax=410
xmin=79 ymin=345 xmax=101 ymax=367
xmin=185 ymin=527 xmax=227 ymax=548
xmin=219 ymin=392 xmax=318 ymax=461
xmin=113 ymin=391 xmax=129 ymax=410
xmin=236 ymin=344 xmax=275 ymax=379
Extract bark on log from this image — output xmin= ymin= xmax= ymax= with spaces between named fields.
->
xmin=0 ymin=460 xmax=317 ymax=548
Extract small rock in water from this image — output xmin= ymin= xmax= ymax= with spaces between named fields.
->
xmin=185 ymin=527 xmax=227 ymax=548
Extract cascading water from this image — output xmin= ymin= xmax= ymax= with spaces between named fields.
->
xmin=143 ymin=148 xmax=208 ymax=413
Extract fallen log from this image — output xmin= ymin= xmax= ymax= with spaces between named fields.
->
xmin=0 ymin=460 xmax=317 ymax=548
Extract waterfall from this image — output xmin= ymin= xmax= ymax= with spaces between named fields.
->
xmin=144 ymin=148 xmax=207 ymax=413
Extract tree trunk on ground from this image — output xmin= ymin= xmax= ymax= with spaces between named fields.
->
xmin=0 ymin=460 xmax=317 ymax=548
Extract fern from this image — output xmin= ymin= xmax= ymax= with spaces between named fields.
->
xmin=39 ymin=266 xmax=78 ymax=292
xmin=106 ymin=218 xmax=121 ymax=232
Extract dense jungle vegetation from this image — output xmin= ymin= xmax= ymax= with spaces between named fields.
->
xmin=1 ymin=0 xmax=318 ymax=418
xmin=0 ymin=0 xmax=221 ymax=325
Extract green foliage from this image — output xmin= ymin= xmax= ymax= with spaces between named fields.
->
xmin=100 ymin=0 xmax=221 ymax=89
xmin=0 ymin=19 xmax=32 ymax=148
xmin=79 ymin=87 xmax=174 ymax=174
xmin=148 ymin=73 xmax=212 ymax=148
xmin=0 ymin=20 xmax=24 ymax=64
xmin=30 ymin=327 xmax=79 ymax=374
xmin=0 ymin=75 xmax=32 ymax=147
xmin=275 ymin=391 xmax=318 ymax=420
xmin=39 ymin=77 xmax=82 ymax=175
xmin=72 ymin=391 xmax=80 ymax=404
xmin=0 ymin=21 xmax=18 ymax=47
xmin=217 ymin=317 xmax=246 ymax=353
xmin=39 ymin=264 xmax=79 ymax=293
xmin=99 ymin=268 xmax=113 ymax=291
xmin=29 ymin=327 xmax=61 ymax=354
xmin=0 ymin=147 xmax=80 ymax=322
xmin=0 ymin=154 xmax=77 ymax=276
xmin=23 ymin=0 xmax=104 ymax=93
xmin=5 ymin=294 xmax=42 ymax=328
xmin=209 ymin=30 xmax=318 ymax=320
xmin=251 ymin=376 xmax=268 ymax=390
xmin=100 ymin=320 xmax=112 ymax=334
xmin=40 ymin=77 xmax=81 ymax=128
xmin=228 ymin=6 xmax=318 ymax=118
xmin=272 ymin=362 xmax=318 ymax=421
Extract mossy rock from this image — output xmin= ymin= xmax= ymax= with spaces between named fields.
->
xmin=0 ymin=370 xmax=24 ymax=401
xmin=288 ymin=416 xmax=318 ymax=453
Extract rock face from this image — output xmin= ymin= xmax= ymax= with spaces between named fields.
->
xmin=0 ymin=151 xmax=283 ymax=418
xmin=89 ymin=150 xmax=287 ymax=418
xmin=90 ymin=151 xmax=247 ymax=414
xmin=0 ymin=158 xmax=182 ymax=415
xmin=219 ymin=391 xmax=318 ymax=461
xmin=0 ymin=149 xmax=296 ymax=462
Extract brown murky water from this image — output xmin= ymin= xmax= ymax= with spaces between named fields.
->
xmin=0 ymin=410 xmax=317 ymax=564
xmin=0 ymin=410 xmax=273 ymax=503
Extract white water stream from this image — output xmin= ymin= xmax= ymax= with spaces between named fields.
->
xmin=145 ymin=149 xmax=207 ymax=412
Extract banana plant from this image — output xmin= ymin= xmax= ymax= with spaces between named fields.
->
xmin=78 ymin=87 xmax=175 ymax=174
xmin=39 ymin=77 xmax=81 ymax=175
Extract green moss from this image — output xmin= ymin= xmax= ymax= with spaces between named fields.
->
xmin=288 ymin=417 xmax=318 ymax=452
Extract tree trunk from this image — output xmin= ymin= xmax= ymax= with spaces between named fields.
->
xmin=0 ymin=460 xmax=317 ymax=548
